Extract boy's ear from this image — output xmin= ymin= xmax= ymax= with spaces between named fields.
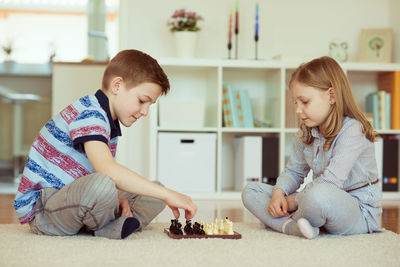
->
xmin=110 ymin=77 xmax=123 ymax=94
xmin=328 ymin=87 xmax=336 ymax=104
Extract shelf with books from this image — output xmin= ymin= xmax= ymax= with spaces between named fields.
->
xmin=222 ymin=67 xmax=281 ymax=128
xmin=147 ymin=59 xmax=400 ymax=200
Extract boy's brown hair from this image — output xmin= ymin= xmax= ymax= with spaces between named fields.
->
xmin=102 ymin=49 xmax=170 ymax=95
xmin=289 ymin=56 xmax=377 ymax=150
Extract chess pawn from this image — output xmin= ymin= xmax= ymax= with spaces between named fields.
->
xmin=219 ymin=219 xmax=224 ymax=234
xmin=213 ymin=222 xmax=219 ymax=235
xmin=208 ymin=222 xmax=214 ymax=235
xmin=226 ymin=220 xmax=234 ymax=235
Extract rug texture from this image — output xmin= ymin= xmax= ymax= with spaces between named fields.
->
xmin=0 ymin=223 xmax=399 ymax=267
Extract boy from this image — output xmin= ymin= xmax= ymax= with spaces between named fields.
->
xmin=14 ymin=49 xmax=197 ymax=239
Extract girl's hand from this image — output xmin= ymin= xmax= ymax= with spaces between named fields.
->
xmin=268 ymin=188 xmax=288 ymax=218
xmin=118 ymin=197 xmax=133 ymax=217
xmin=285 ymin=195 xmax=298 ymax=212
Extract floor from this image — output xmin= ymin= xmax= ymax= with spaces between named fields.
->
xmin=1 ymin=193 xmax=399 ymax=234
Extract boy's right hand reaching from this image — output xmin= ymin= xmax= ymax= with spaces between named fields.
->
xmin=268 ymin=188 xmax=288 ymax=218
xmin=164 ymin=189 xmax=197 ymax=220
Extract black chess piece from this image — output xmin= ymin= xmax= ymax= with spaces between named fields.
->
xmin=169 ymin=219 xmax=183 ymax=235
xmin=199 ymin=224 xmax=205 ymax=235
xmin=169 ymin=219 xmax=176 ymax=233
xmin=184 ymin=220 xmax=194 ymax=235
xmin=176 ymin=221 xmax=183 ymax=235
xmin=192 ymin=222 xmax=205 ymax=235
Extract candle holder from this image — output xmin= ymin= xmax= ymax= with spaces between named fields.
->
xmin=235 ymin=31 xmax=239 ymax=59
xmin=228 ymin=43 xmax=232 ymax=59
xmin=254 ymin=34 xmax=259 ymax=60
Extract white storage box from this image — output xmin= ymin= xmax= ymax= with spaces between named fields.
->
xmin=234 ymin=136 xmax=262 ymax=190
xmin=158 ymin=99 xmax=205 ymax=128
xmin=158 ymin=132 xmax=216 ymax=193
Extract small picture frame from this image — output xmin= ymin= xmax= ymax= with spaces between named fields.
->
xmin=359 ymin=28 xmax=393 ymax=63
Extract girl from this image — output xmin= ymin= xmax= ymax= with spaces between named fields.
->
xmin=242 ymin=56 xmax=383 ymax=239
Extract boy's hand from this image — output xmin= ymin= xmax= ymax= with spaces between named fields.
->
xmin=164 ymin=190 xmax=197 ymax=220
xmin=118 ymin=197 xmax=133 ymax=217
xmin=285 ymin=195 xmax=298 ymax=212
xmin=268 ymin=188 xmax=288 ymax=218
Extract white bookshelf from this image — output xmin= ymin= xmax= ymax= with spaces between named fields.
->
xmin=149 ymin=58 xmax=400 ymax=200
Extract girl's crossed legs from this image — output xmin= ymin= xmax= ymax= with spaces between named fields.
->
xmin=242 ymin=182 xmax=368 ymax=238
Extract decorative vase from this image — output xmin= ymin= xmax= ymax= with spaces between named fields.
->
xmin=173 ymin=31 xmax=198 ymax=58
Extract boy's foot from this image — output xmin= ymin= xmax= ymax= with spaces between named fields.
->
xmin=282 ymin=218 xmax=319 ymax=239
xmin=94 ymin=216 xmax=140 ymax=239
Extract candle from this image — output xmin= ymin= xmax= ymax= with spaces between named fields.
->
xmin=255 ymin=3 xmax=259 ymax=40
xmin=235 ymin=0 xmax=239 ymax=34
xmin=229 ymin=9 xmax=233 ymax=45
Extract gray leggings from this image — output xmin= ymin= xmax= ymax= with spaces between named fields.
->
xmin=242 ymin=182 xmax=369 ymax=235
xmin=29 ymin=173 xmax=165 ymax=236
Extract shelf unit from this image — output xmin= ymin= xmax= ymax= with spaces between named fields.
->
xmin=149 ymin=58 xmax=400 ymax=200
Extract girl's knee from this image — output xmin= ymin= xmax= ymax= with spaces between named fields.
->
xmin=301 ymin=183 xmax=336 ymax=212
xmin=241 ymin=183 xmax=256 ymax=205
xmin=241 ymin=182 xmax=271 ymax=207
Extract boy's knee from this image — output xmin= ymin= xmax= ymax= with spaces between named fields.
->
xmin=85 ymin=173 xmax=118 ymax=203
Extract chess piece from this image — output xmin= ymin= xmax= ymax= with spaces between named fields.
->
xmin=169 ymin=219 xmax=183 ymax=235
xmin=213 ymin=222 xmax=219 ymax=235
xmin=219 ymin=219 xmax=224 ymax=234
xmin=184 ymin=220 xmax=194 ymax=235
xmin=225 ymin=218 xmax=234 ymax=235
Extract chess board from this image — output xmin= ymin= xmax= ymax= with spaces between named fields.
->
xmin=164 ymin=228 xmax=242 ymax=239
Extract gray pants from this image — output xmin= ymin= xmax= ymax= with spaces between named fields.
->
xmin=242 ymin=182 xmax=369 ymax=235
xmin=29 ymin=173 xmax=166 ymax=236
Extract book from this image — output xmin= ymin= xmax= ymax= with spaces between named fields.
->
xmin=234 ymin=91 xmax=245 ymax=127
xmin=238 ymin=90 xmax=254 ymax=128
xmin=377 ymin=91 xmax=386 ymax=130
xmin=382 ymin=136 xmax=399 ymax=191
xmin=222 ymin=85 xmax=233 ymax=127
xmin=224 ymin=84 xmax=243 ymax=127
xmin=378 ymin=71 xmax=400 ymax=129
xmin=386 ymin=93 xmax=391 ymax=130
xmin=261 ymin=136 xmax=279 ymax=185
xmin=366 ymin=92 xmax=380 ymax=129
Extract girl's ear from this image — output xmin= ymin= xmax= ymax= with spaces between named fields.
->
xmin=110 ymin=77 xmax=123 ymax=95
xmin=328 ymin=87 xmax=336 ymax=104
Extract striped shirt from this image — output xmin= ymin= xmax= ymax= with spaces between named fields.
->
xmin=14 ymin=90 xmax=121 ymax=224
xmin=275 ymin=117 xmax=382 ymax=232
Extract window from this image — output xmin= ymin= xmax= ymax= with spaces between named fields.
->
xmin=0 ymin=0 xmax=118 ymax=63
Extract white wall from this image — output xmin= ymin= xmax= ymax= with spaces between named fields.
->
xmin=119 ymin=0 xmax=393 ymax=62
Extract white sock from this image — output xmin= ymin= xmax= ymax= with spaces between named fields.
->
xmin=297 ymin=218 xmax=319 ymax=239
xmin=283 ymin=218 xmax=319 ymax=239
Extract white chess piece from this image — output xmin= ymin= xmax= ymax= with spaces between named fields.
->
xmin=219 ymin=219 xmax=224 ymax=234
xmin=213 ymin=222 xmax=219 ymax=235
xmin=226 ymin=220 xmax=234 ymax=235
xmin=224 ymin=218 xmax=234 ymax=235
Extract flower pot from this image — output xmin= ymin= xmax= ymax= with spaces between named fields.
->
xmin=173 ymin=31 xmax=198 ymax=58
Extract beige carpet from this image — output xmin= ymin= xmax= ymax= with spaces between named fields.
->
xmin=0 ymin=223 xmax=399 ymax=267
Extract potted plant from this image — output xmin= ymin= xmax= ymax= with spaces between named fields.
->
xmin=2 ymin=40 xmax=14 ymax=62
xmin=168 ymin=9 xmax=204 ymax=58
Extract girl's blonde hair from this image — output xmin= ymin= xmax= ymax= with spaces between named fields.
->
xmin=289 ymin=56 xmax=377 ymax=150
